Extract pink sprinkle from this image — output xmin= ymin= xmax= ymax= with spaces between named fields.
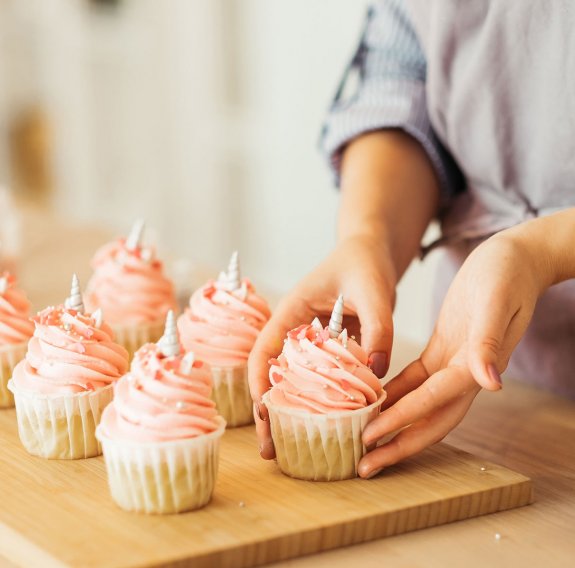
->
xmin=271 ymin=372 xmax=284 ymax=384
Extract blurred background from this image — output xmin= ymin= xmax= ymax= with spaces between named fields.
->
xmin=0 ymin=0 xmax=439 ymax=347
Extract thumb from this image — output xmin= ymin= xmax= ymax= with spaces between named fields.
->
xmin=467 ymin=302 xmax=514 ymax=391
xmin=351 ymin=285 xmax=394 ymax=379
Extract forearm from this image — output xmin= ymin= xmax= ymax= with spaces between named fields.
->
xmin=504 ymin=207 xmax=575 ymax=290
xmin=338 ymin=130 xmax=441 ymax=282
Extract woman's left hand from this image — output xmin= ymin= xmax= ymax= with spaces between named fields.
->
xmin=358 ymin=226 xmax=553 ymax=478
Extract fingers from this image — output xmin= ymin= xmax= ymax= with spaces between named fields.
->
xmin=253 ymin=403 xmax=275 ymax=459
xmin=380 ymin=358 xmax=429 ymax=410
xmin=348 ymin=278 xmax=394 ymax=378
xmin=358 ymin=386 xmax=477 ymax=477
xmin=248 ymin=297 xmax=306 ymax=402
xmin=248 ymin=296 xmax=311 ymax=459
xmin=466 ymin=291 xmax=517 ymax=391
xmin=363 ymin=365 xmax=477 ymax=447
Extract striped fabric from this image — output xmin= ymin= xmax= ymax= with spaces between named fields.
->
xmin=319 ymin=0 xmax=460 ymax=202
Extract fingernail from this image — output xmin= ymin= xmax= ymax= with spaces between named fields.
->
xmin=368 ymin=352 xmax=388 ymax=377
xmin=365 ymin=467 xmax=383 ymax=480
xmin=487 ymin=364 xmax=502 ymax=388
xmin=254 ymin=402 xmax=267 ymax=421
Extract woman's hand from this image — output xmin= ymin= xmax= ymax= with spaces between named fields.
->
xmin=358 ymin=228 xmax=553 ymax=478
xmin=248 ymin=233 xmax=397 ymax=459
xmin=248 ymin=131 xmax=442 ymax=460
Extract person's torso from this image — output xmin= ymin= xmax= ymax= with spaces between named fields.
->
xmin=406 ymin=0 xmax=575 ymax=238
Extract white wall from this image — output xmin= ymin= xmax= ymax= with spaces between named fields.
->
xmin=0 ymin=0 xmax=439 ymax=347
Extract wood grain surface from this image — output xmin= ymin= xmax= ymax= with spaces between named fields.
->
xmin=2 ymin=203 xmax=571 ymax=568
xmin=0 ymin=407 xmax=531 ymax=568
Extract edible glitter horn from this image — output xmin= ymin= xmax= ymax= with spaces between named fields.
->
xmin=328 ymin=294 xmax=344 ymax=338
xmin=125 ymin=218 xmax=145 ymax=251
xmin=65 ymin=273 xmax=85 ymax=314
xmin=223 ymin=250 xmax=241 ymax=291
xmin=0 ymin=276 xmax=7 ymax=294
xmin=157 ymin=310 xmax=180 ymax=357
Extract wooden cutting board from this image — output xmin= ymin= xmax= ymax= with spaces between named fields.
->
xmin=0 ymin=409 xmax=532 ymax=568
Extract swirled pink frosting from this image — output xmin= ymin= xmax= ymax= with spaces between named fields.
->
xmin=0 ymin=273 xmax=34 ymax=345
xmin=98 ymin=343 xmax=220 ymax=442
xmin=85 ymin=239 xmax=176 ymax=324
xmin=177 ymin=279 xmax=271 ymax=367
xmin=268 ymin=324 xmax=385 ymax=413
xmin=11 ymin=306 xmax=129 ymax=394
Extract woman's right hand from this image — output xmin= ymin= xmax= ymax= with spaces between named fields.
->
xmin=248 ymin=233 xmax=398 ymax=459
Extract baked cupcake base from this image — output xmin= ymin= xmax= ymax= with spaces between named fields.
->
xmin=0 ymin=341 xmax=28 ymax=409
xmin=7 ymin=382 xmax=114 ymax=459
xmin=263 ymin=393 xmax=385 ymax=481
xmin=97 ymin=417 xmax=226 ymax=514
xmin=111 ymin=320 xmax=165 ymax=361
xmin=211 ymin=365 xmax=253 ymax=428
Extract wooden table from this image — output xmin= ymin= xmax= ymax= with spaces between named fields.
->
xmin=267 ymin=349 xmax=575 ymax=568
xmin=2 ymin=204 xmax=575 ymax=567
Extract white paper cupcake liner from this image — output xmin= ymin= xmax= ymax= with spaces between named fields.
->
xmin=111 ymin=320 xmax=165 ymax=361
xmin=263 ymin=392 xmax=386 ymax=481
xmin=7 ymin=381 xmax=114 ymax=459
xmin=0 ymin=341 xmax=28 ymax=409
xmin=96 ymin=417 xmax=226 ymax=515
xmin=211 ymin=365 xmax=253 ymax=428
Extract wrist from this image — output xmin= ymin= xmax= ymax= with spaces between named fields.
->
xmin=336 ymin=232 xmax=399 ymax=290
xmin=498 ymin=208 xmax=575 ymax=293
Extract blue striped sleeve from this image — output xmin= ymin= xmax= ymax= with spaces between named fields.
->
xmin=320 ymin=0 xmax=461 ymax=201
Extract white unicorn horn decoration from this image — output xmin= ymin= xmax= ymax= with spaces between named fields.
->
xmin=223 ymin=250 xmax=241 ymax=291
xmin=0 ymin=276 xmax=8 ymax=294
xmin=157 ymin=310 xmax=180 ymax=357
xmin=65 ymin=274 xmax=85 ymax=314
xmin=125 ymin=219 xmax=145 ymax=251
xmin=328 ymin=294 xmax=344 ymax=338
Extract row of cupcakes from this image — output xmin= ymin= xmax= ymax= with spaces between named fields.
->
xmin=0 ymin=220 xmax=271 ymax=430
xmin=0 ymin=222 xmax=387 ymax=514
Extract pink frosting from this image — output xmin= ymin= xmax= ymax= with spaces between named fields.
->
xmin=0 ymin=273 xmax=34 ymax=345
xmin=85 ymin=239 xmax=176 ymax=324
xmin=11 ymin=306 xmax=129 ymax=394
xmin=98 ymin=343 xmax=220 ymax=442
xmin=268 ymin=324 xmax=385 ymax=413
xmin=177 ymin=278 xmax=271 ymax=367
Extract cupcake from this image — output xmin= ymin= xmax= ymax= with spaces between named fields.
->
xmin=263 ymin=295 xmax=386 ymax=481
xmin=178 ymin=252 xmax=271 ymax=427
xmin=97 ymin=311 xmax=226 ymax=514
xmin=8 ymin=274 xmax=129 ymax=459
xmin=0 ymin=273 xmax=34 ymax=408
xmin=85 ymin=220 xmax=177 ymax=359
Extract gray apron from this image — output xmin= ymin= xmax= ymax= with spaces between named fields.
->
xmin=406 ymin=1 xmax=575 ymax=396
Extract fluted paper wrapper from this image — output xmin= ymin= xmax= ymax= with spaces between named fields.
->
xmin=211 ymin=365 xmax=253 ymax=428
xmin=96 ymin=418 xmax=226 ymax=515
xmin=263 ymin=392 xmax=385 ymax=481
xmin=110 ymin=320 xmax=165 ymax=361
xmin=7 ymin=382 xmax=113 ymax=459
xmin=0 ymin=341 xmax=28 ymax=408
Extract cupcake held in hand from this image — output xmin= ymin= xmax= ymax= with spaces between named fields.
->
xmin=178 ymin=252 xmax=271 ymax=427
xmin=8 ymin=274 xmax=129 ymax=459
xmin=0 ymin=273 xmax=34 ymax=408
xmin=85 ymin=220 xmax=177 ymax=359
xmin=97 ymin=311 xmax=226 ymax=514
xmin=263 ymin=295 xmax=386 ymax=481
